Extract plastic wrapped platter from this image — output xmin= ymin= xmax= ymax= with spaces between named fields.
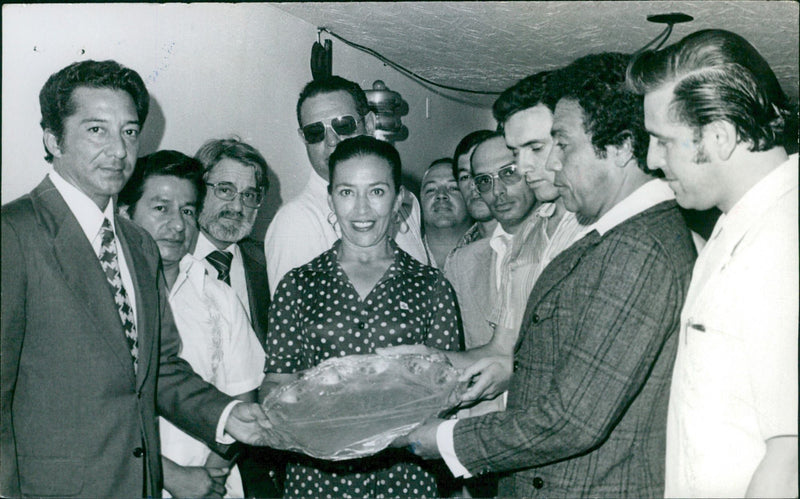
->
xmin=261 ymin=353 xmax=463 ymax=460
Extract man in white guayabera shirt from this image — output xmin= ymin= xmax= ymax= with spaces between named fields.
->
xmin=629 ymin=28 xmax=798 ymax=498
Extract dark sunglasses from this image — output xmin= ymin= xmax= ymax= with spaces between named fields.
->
xmin=298 ymin=115 xmax=360 ymax=144
xmin=472 ymin=163 xmax=523 ymax=193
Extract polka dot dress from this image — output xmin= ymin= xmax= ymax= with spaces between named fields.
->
xmin=265 ymin=240 xmax=462 ymax=498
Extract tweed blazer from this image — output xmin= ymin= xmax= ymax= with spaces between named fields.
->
xmin=452 ymin=200 xmax=697 ymax=498
xmin=1 ymin=178 xmax=232 ymax=497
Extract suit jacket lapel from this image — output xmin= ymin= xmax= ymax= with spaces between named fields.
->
xmin=116 ymin=217 xmax=156 ymax=389
xmin=238 ymin=240 xmax=271 ymax=346
xmin=518 ymin=230 xmax=602 ymax=351
xmin=33 ymin=179 xmax=137 ymax=384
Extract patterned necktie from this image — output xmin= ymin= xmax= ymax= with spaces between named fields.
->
xmin=98 ymin=218 xmax=138 ymax=373
xmin=206 ymin=250 xmax=234 ymax=285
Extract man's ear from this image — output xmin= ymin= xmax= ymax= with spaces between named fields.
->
xmin=363 ymin=111 xmax=376 ymax=136
xmin=609 ymin=133 xmax=635 ymax=168
xmin=704 ymin=121 xmax=738 ymax=161
xmin=43 ymin=129 xmax=62 ymax=159
xmin=118 ymin=204 xmax=132 ymax=220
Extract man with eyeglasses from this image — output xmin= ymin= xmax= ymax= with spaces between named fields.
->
xmin=264 ymin=76 xmax=426 ymax=294
xmin=445 ymin=132 xmax=540 ymax=356
xmin=192 ymin=137 xmax=284 ymax=498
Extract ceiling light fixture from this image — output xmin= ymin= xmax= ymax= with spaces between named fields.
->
xmin=636 ymin=12 xmax=694 ymax=54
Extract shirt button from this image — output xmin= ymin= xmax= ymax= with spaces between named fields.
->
xmin=532 ymin=477 xmax=544 ymax=489
xmin=133 ymin=447 xmax=145 ymax=458
xmin=513 ymin=361 xmax=520 ymax=372
xmin=531 ymin=313 xmax=540 ymax=324
xmin=358 ymin=322 xmax=366 ymax=329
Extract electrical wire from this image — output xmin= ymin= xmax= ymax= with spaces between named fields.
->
xmin=634 ymin=24 xmax=675 ymax=57
xmin=319 ymin=27 xmax=502 ymax=95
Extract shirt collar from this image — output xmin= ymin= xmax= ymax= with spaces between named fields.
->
xmin=312 ymin=238 xmax=426 ymax=280
xmin=49 ymin=170 xmax=116 ymax=241
xmin=534 ymin=201 xmax=558 ymax=218
xmin=711 ymin=153 xmax=798 ymax=244
xmin=194 ymin=231 xmax=240 ymax=260
xmin=171 ymin=253 xmax=208 ymax=299
xmin=584 ymin=178 xmax=675 ymax=236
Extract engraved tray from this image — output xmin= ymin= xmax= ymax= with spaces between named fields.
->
xmin=261 ymin=353 xmax=463 ymax=460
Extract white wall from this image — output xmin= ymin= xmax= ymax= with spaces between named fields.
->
xmin=1 ymin=3 xmax=494 ymax=239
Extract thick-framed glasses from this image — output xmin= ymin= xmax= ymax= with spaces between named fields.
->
xmin=298 ymin=115 xmax=360 ymax=144
xmin=205 ymin=182 xmax=263 ymax=208
xmin=472 ymin=163 xmax=523 ymax=193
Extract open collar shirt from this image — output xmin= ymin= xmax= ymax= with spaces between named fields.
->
xmin=665 ymin=155 xmax=798 ymax=497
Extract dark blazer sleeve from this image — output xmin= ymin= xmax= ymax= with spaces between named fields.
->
xmin=1 ymin=215 xmax=26 ymax=496
xmin=452 ymin=228 xmax=686 ymax=474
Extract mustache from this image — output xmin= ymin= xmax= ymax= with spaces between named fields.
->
xmin=432 ymin=200 xmax=453 ymax=210
xmin=217 ymin=209 xmax=244 ymax=220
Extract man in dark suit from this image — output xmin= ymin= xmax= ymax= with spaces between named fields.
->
xmin=193 ymin=138 xmax=283 ymax=497
xmin=399 ymin=52 xmax=697 ymax=497
xmin=1 ymin=59 xmax=273 ymax=497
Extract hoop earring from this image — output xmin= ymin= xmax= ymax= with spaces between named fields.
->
xmin=327 ymin=212 xmax=339 ymax=232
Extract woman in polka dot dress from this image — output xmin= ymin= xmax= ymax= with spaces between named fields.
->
xmin=262 ymin=136 xmax=462 ymax=498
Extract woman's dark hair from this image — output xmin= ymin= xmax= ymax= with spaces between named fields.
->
xmin=327 ymin=136 xmax=402 ymax=194
xmin=118 ymin=150 xmax=206 ymax=216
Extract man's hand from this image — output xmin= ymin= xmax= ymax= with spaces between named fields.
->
xmin=391 ymin=419 xmax=443 ymax=460
xmin=458 ymin=355 xmax=513 ymax=405
xmin=224 ymin=402 xmax=274 ymax=446
xmin=162 ymin=457 xmax=228 ymax=498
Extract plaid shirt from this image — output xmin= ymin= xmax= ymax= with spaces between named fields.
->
xmin=452 ymin=200 xmax=696 ymax=498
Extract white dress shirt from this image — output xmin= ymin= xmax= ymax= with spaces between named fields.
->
xmin=50 ymin=171 xmax=137 ymax=325
xmin=193 ymin=232 xmax=251 ymax=322
xmin=664 ymin=155 xmax=798 ymax=497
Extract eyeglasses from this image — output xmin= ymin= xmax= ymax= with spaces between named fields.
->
xmin=472 ymin=163 xmax=523 ymax=193
xmin=298 ymin=115 xmax=360 ymax=144
xmin=205 ymin=182 xmax=263 ymax=208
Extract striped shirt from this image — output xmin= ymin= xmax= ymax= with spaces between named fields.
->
xmin=490 ymin=201 xmax=585 ymax=330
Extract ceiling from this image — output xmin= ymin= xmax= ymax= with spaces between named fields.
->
xmin=276 ymin=1 xmax=799 ymax=108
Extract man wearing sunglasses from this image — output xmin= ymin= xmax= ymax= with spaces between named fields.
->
xmin=264 ymin=76 xmax=426 ymax=294
xmin=192 ymin=138 xmax=284 ymax=498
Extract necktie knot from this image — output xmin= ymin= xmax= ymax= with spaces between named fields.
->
xmin=206 ymin=250 xmax=234 ymax=285
xmin=99 ymin=218 xmax=115 ymax=247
